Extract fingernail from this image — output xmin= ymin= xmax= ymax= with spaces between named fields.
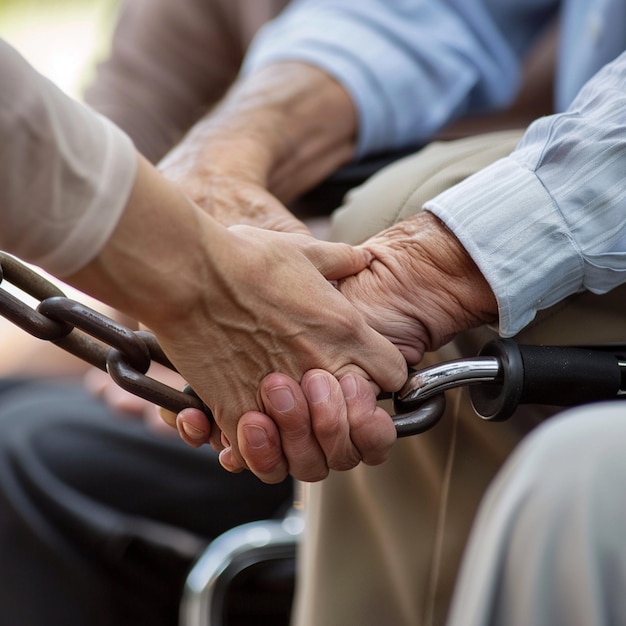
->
xmin=181 ymin=421 xmax=206 ymax=440
xmin=307 ymin=373 xmax=330 ymax=404
xmin=219 ymin=448 xmax=242 ymax=473
xmin=244 ymin=425 xmax=268 ymax=449
xmin=267 ymin=386 xmax=295 ymax=412
xmin=340 ymin=374 xmax=357 ymax=400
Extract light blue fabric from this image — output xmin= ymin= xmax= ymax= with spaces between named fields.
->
xmin=426 ymin=52 xmax=626 ymax=336
xmin=556 ymin=0 xmax=626 ymax=109
xmin=245 ymin=0 xmax=626 ymax=156
xmin=243 ymin=0 xmax=558 ymax=157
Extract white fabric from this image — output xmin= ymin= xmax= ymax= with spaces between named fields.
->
xmin=448 ymin=402 xmax=626 ymax=626
xmin=0 ymin=39 xmax=137 ymax=277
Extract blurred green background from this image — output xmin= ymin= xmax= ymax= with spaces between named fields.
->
xmin=0 ymin=0 xmax=118 ymax=98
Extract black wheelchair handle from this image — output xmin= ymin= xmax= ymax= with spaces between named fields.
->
xmin=470 ymin=339 xmax=626 ymax=421
xmin=391 ymin=339 xmax=626 ymax=434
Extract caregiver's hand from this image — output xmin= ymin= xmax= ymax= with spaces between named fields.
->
xmin=156 ymin=223 xmax=406 ymax=476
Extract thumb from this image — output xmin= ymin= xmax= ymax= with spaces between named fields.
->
xmin=303 ymin=240 xmax=373 ymax=281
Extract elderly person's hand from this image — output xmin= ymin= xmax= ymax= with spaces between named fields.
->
xmin=151 ymin=222 xmax=406 ymax=476
xmin=177 ymin=368 xmax=394 ymax=484
xmin=340 ymin=210 xmax=498 ymax=364
xmin=182 ymin=211 xmax=499 ymax=483
xmin=66 ymin=155 xmax=405 ymax=483
xmin=158 ymin=62 xmax=358 ymax=236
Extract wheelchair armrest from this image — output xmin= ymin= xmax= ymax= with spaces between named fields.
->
xmin=179 ymin=508 xmax=304 ymax=626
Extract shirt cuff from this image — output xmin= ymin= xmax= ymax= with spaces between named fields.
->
xmin=424 ymin=157 xmax=584 ymax=337
xmin=38 ymin=111 xmax=138 ymax=278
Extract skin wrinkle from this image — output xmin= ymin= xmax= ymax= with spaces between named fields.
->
xmin=146 ymin=56 xmax=438 ymax=477
xmin=381 ymin=217 xmax=496 ymax=325
xmin=203 ymin=268 xmax=366 ymax=391
xmin=161 ymin=62 xmax=357 ymax=213
xmin=334 ymin=212 xmax=497 ymax=366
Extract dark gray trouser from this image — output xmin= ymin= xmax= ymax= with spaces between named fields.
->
xmin=0 ymin=379 xmax=292 ymax=626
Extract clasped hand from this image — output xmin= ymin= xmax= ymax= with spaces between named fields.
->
xmin=174 ymin=212 xmax=498 ymax=484
xmin=155 ymin=222 xmax=407 ymax=483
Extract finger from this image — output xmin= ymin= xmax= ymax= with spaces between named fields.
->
xmin=350 ymin=324 xmax=409 ymax=393
xmin=338 ymin=373 xmax=396 ymax=466
xmin=176 ymin=408 xmax=213 ymax=448
xmin=258 ymin=372 xmax=329 ymax=482
xmin=235 ymin=411 xmax=289 ymax=484
xmin=158 ymin=406 xmax=177 ymax=428
xmin=218 ymin=448 xmax=245 ymax=474
xmin=302 ymin=239 xmax=374 ymax=280
xmin=301 ymin=370 xmax=362 ymax=472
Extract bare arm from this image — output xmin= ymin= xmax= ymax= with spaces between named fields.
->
xmin=159 ymin=62 xmax=358 ymax=232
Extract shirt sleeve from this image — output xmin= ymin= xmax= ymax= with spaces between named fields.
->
xmin=242 ymin=0 xmax=551 ymax=158
xmin=0 ymin=39 xmax=137 ymax=277
xmin=425 ymin=51 xmax=626 ymax=337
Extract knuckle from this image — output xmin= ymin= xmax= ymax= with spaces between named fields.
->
xmin=312 ymin=416 xmax=342 ymax=443
xmin=328 ymin=456 xmax=361 ymax=472
xmin=294 ymin=466 xmax=329 ymax=483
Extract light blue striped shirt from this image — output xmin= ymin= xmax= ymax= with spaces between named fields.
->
xmin=426 ymin=52 xmax=626 ymax=336
xmin=245 ymin=0 xmax=626 ymax=157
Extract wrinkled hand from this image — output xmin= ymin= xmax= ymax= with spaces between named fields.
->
xmin=177 ymin=368 xmax=395 ymax=483
xmin=171 ymin=212 xmax=497 ymax=483
xmin=338 ymin=211 xmax=498 ymax=365
xmin=159 ymin=126 xmax=311 ymax=235
xmin=158 ymin=61 xmax=357 ymax=234
xmin=162 ymin=154 xmax=310 ymax=234
xmin=154 ymin=224 xmax=406 ymax=478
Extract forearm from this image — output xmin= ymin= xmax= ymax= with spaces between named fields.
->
xmin=65 ymin=155 xmax=219 ymax=333
xmin=159 ymin=61 xmax=357 ymax=218
xmin=67 ymin=153 xmax=408 ymax=472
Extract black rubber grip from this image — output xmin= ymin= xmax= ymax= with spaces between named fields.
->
xmin=470 ymin=339 xmax=626 ymax=421
xmin=518 ymin=344 xmax=623 ymax=405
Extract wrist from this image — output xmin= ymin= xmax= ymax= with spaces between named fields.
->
xmin=367 ymin=211 xmax=498 ymax=347
xmin=65 ymin=155 xmax=221 ymax=333
xmin=413 ymin=212 xmax=498 ymax=338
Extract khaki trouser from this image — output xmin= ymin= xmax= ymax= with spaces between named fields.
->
xmin=292 ymin=130 xmax=626 ymax=626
